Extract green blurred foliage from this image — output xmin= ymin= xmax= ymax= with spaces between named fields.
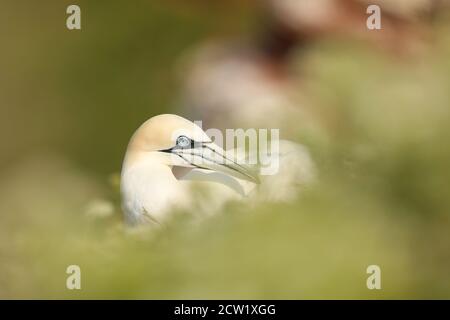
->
xmin=0 ymin=1 xmax=449 ymax=298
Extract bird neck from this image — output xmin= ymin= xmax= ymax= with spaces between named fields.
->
xmin=121 ymin=151 xmax=186 ymax=223
xmin=123 ymin=151 xmax=177 ymax=181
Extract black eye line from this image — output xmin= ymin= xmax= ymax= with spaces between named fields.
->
xmin=159 ymin=137 xmax=201 ymax=153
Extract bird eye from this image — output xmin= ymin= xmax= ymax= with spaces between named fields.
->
xmin=176 ymin=135 xmax=191 ymax=148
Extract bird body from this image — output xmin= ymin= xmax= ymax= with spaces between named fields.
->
xmin=121 ymin=156 xmax=255 ymax=225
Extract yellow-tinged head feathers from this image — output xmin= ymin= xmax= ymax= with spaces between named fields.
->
xmin=126 ymin=114 xmax=211 ymax=154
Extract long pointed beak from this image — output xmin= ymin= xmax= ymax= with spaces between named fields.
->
xmin=172 ymin=142 xmax=260 ymax=184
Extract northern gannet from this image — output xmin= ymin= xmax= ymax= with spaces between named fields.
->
xmin=120 ymin=114 xmax=260 ymax=226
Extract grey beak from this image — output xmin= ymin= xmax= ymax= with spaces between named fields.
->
xmin=172 ymin=142 xmax=260 ymax=184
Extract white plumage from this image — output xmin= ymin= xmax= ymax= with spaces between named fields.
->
xmin=121 ymin=114 xmax=314 ymax=226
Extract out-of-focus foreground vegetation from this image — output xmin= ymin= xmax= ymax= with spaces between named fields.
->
xmin=0 ymin=1 xmax=449 ymax=298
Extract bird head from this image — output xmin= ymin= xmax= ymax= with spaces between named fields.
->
xmin=123 ymin=114 xmax=260 ymax=183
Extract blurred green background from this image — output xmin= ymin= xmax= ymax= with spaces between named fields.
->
xmin=0 ymin=1 xmax=449 ymax=299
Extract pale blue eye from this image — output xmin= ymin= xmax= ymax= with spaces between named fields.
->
xmin=176 ymin=136 xmax=191 ymax=148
